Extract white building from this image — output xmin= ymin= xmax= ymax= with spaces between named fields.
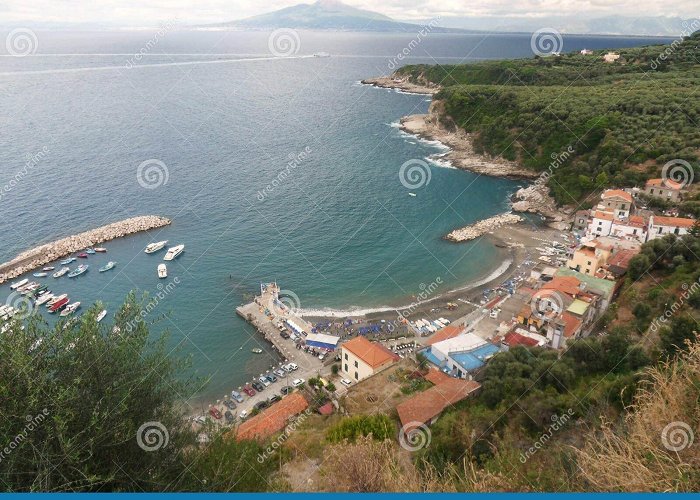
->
xmin=340 ymin=336 xmax=398 ymax=382
xmin=647 ymin=215 xmax=696 ymax=240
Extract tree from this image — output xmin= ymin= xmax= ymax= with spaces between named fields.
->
xmin=660 ymin=316 xmax=698 ymax=358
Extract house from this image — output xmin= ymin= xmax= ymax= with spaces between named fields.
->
xmin=580 ymin=49 xmax=593 ymax=55
xmin=566 ymin=240 xmax=612 ymax=276
xmin=556 ymin=268 xmax=617 ymax=310
xmin=609 ymin=214 xmax=648 ymax=243
xmin=647 ymin=215 xmax=695 ymax=240
xmin=603 ymin=52 xmax=620 ymax=63
xmin=573 ymin=209 xmax=590 ymax=232
xmin=340 ymin=336 xmax=399 ymax=382
xmin=421 ymin=332 xmax=501 ymax=379
xmin=605 ymin=248 xmax=640 ymax=278
xmin=234 ymin=392 xmax=308 ymax=442
xmin=396 ymin=377 xmax=480 ymax=435
xmin=598 ymin=189 xmax=634 ymax=218
xmin=589 ymin=210 xmax=614 ymax=237
xmin=426 ymin=324 xmax=464 ymax=346
xmin=644 ymin=178 xmax=685 ymax=202
xmin=503 ymin=329 xmax=547 ymax=347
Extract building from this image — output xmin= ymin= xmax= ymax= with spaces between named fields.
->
xmin=644 ymin=178 xmax=685 ymax=202
xmin=589 ymin=210 xmax=614 ymax=237
xmin=304 ymin=332 xmax=340 ymax=350
xmin=580 ymin=49 xmax=593 ymax=55
xmin=573 ymin=209 xmax=590 ymax=232
xmin=598 ymin=189 xmax=634 ymax=218
xmin=426 ymin=324 xmax=464 ymax=346
xmin=566 ymin=240 xmax=612 ymax=276
xmin=609 ymin=214 xmax=648 ymax=243
xmin=421 ymin=332 xmax=501 ymax=379
xmin=234 ymin=392 xmax=309 ymax=442
xmin=647 ymin=215 xmax=696 ymax=240
xmin=340 ymin=336 xmax=399 ymax=382
xmin=603 ymin=52 xmax=620 ymax=63
xmin=605 ymin=248 xmax=640 ymax=278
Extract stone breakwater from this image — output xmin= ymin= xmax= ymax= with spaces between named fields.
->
xmin=445 ymin=213 xmax=522 ymax=242
xmin=0 ymin=216 xmax=171 ymax=284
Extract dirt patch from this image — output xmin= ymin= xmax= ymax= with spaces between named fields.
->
xmin=342 ymin=360 xmax=418 ymax=415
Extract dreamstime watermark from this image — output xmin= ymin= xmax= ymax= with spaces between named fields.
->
xmin=269 ymin=289 xmax=301 ymax=317
xmin=649 ymin=278 xmax=700 ymax=333
xmin=136 ymin=421 xmax=169 ymax=451
xmin=0 ymin=146 xmax=50 ymax=202
xmin=661 ymin=421 xmax=694 ymax=452
xmin=125 ymin=277 xmax=181 ymax=332
xmin=399 ymin=421 xmax=432 ymax=452
xmin=137 ymin=159 xmax=170 ymax=189
xmin=650 ymin=20 xmax=700 ymax=70
xmin=533 ymin=145 xmax=575 ymax=188
xmin=0 ymin=409 xmax=49 ymax=463
xmin=530 ymin=289 xmax=564 ymax=320
xmin=256 ymin=146 xmax=312 ymax=202
xmin=530 ymin=28 xmax=563 ymax=57
xmin=5 ymin=291 xmax=36 ymax=321
xmin=6 ymin=28 xmax=38 ymax=57
xmin=519 ymin=408 xmax=574 ymax=463
xmin=124 ymin=18 xmax=179 ymax=68
xmin=268 ymin=29 xmax=300 ymax=57
xmin=393 ymin=277 xmax=444 ymax=332
xmin=387 ymin=18 xmax=441 ymax=71
xmin=661 ymin=158 xmax=695 ymax=189
xmin=256 ymin=407 xmax=313 ymax=463
xmin=399 ymin=158 xmax=431 ymax=189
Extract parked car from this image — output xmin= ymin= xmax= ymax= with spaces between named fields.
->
xmin=268 ymin=394 xmax=281 ymax=403
xmin=254 ymin=400 xmax=269 ymax=411
xmin=259 ymin=376 xmax=271 ymax=387
xmin=231 ymin=390 xmax=245 ymax=403
xmin=223 ymin=399 xmax=236 ymax=410
xmin=239 ymin=410 xmax=248 ymax=420
xmin=224 ymin=410 xmax=234 ymax=424
xmin=282 ymin=364 xmax=294 ymax=373
xmin=252 ymin=381 xmax=265 ymax=392
xmin=273 ymin=369 xmax=286 ymax=378
xmin=243 ymin=384 xmax=256 ymax=397
xmin=209 ymin=407 xmax=222 ymax=419
xmin=280 ymin=386 xmax=293 ymax=395
xmin=193 ymin=415 xmax=206 ymax=424
xmin=265 ymin=373 xmax=277 ymax=383
xmin=340 ymin=378 xmax=352 ymax=387
xmin=287 ymin=362 xmax=298 ymax=371
xmin=280 ymin=331 xmax=290 ymax=339
xmin=318 ymin=353 xmax=326 ymax=361
xmin=292 ymin=378 xmax=305 ymax=387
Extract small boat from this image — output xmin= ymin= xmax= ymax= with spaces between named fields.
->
xmin=408 ymin=192 xmax=417 ymax=197
xmin=86 ymin=248 xmax=96 ymax=254
xmin=251 ymin=348 xmax=263 ymax=354
xmin=163 ymin=244 xmax=184 ymax=261
xmin=94 ymin=247 xmax=107 ymax=253
xmin=96 ymin=309 xmax=107 ymax=323
xmin=49 ymin=296 xmax=70 ymax=313
xmin=47 ymin=294 xmax=67 ymax=307
xmin=60 ymin=257 xmax=76 ymax=265
xmin=10 ymin=278 xmax=28 ymax=290
xmin=145 ymin=241 xmax=168 ymax=254
xmin=157 ymin=264 xmax=167 ymax=279
xmin=42 ymin=266 xmax=55 ymax=271
xmin=33 ymin=272 xmax=48 ymax=278
xmin=77 ymin=253 xmax=88 ymax=259
xmin=67 ymin=264 xmax=89 ymax=278
xmin=21 ymin=283 xmax=39 ymax=295
xmin=99 ymin=261 xmax=117 ymax=272
xmin=53 ymin=267 xmax=70 ymax=278
xmin=36 ymin=293 xmax=54 ymax=306
xmin=32 ymin=285 xmax=48 ymax=296
xmin=60 ymin=302 xmax=81 ymax=317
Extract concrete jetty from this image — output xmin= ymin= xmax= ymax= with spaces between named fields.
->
xmin=0 ymin=215 xmax=171 ymax=284
xmin=445 ymin=213 xmax=522 ymax=242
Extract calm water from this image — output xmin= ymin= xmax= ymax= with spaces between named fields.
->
xmin=0 ymin=30 xmax=669 ymax=405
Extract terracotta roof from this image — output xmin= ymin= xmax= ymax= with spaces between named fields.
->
xmin=577 ymin=246 xmax=596 ymax=257
xmin=607 ymin=249 xmax=639 ymax=271
xmin=653 ymin=216 xmax=696 ymax=228
xmin=341 ymin=336 xmax=399 ymax=369
xmin=560 ymin=312 xmax=583 ymax=338
xmin=318 ymin=402 xmax=334 ymax=416
xmin=627 ymin=215 xmax=647 ymax=227
xmin=542 ymin=276 xmax=581 ymax=297
xmin=646 ymin=178 xmax=683 ymax=190
xmin=426 ymin=324 xmax=464 ymax=346
xmin=396 ymin=378 xmax=481 ymax=431
xmin=601 ymin=189 xmax=633 ymax=202
xmin=503 ymin=331 xmax=539 ymax=347
xmin=592 ymin=211 xmax=614 ymax=221
xmin=424 ymin=368 xmax=451 ymax=385
xmin=235 ymin=392 xmax=308 ymax=441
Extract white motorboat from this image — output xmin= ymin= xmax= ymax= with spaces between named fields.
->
xmin=53 ymin=266 xmax=71 ymax=278
xmin=36 ymin=293 xmax=55 ymax=306
xmin=96 ymin=309 xmax=107 ymax=323
xmin=145 ymin=240 xmax=168 ymax=254
xmin=10 ymin=278 xmax=28 ymax=290
xmin=157 ymin=264 xmax=168 ymax=279
xmin=163 ymin=244 xmax=184 ymax=261
xmin=60 ymin=302 xmax=81 ymax=317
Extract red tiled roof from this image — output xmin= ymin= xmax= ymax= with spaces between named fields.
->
xmin=342 ymin=336 xmax=399 ymax=369
xmin=318 ymin=402 xmax=334 ymax=416
xmin=607 ymin=249 xmax=639 ymax=271
xmin=503 ymin=331 xmax=539 ymax=347
xmin=426 ymin=324 xmax=464 ymax=346
xmin=602 ymin=189 xmax=633 ymax=202
xmin=424 ymin=368 xmax=451 ymax=385
xmin=653 ymin=216 xmax=696 ymax=228
xmin=592 ymin=211 xmax=614 ymax=221
xmin=542 ymin=276 xmax=581 ymax=297
xmin=646 ymin=178 xmax=683 ymax=190
xmin=560 ymin=312 xmax=583 ymax=338
xmin=396 ymin=378 xmax=481 ymax=431
xmin=235 ymin=392 xmax=308 ymax=441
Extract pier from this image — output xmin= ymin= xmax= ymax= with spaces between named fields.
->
xmin=445 ymin=213 xmax=522 ymax=242
xmin=0 ymin=215 xmax=171 ymax=284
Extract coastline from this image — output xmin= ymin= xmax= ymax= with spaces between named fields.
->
xmin=0 ymin=215 xmax=171 ymax=284
xmin=360 ymin=76 xmax=440 ymax=95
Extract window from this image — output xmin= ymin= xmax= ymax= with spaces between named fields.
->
xmin=354 ymin=371 xmax=358 ymax=380
xmin=598 ymin=221 xmax=602 ymax=226
xmin=344 ymin=363 xmax=348 ymax=372
xmin=344 ymin=353 xmax=348 ymax=361
xmin=587 ymin=261 xmax=591 ymax=265
xmin=633 ymin=229 xmax=637 ymax=235
xmin=354 ymin=360 xmax=358 ymax=368
xmin=650 ymin=189 xmax=654 ymax=194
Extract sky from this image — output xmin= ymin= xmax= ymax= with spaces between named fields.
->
xmin=1 ymin=0 xmax=698 ymax=26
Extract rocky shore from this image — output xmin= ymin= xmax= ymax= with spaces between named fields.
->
xmin=361 ymin=76 xmax=440 ymax=95
xmin=0 ymin=215 xmax=171 ymax=284
xmin=445 ymin=213 xmax=522 ymax=242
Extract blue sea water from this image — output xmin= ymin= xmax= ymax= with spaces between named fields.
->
xmin=0 ymin=30 xmax=670 ymax=405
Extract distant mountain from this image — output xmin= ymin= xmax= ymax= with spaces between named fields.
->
xmin=209 ymin=0 xmax=466 ymax=33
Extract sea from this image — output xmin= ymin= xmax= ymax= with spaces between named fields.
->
xmin=0 ymin=29 xmax=671 ymax=406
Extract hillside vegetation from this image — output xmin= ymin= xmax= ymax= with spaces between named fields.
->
xmin=397 ymin=32 xmax=700 ymax=204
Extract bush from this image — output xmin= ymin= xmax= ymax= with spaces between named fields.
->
xmin=326 ymin=414 xmax=394 ymax=443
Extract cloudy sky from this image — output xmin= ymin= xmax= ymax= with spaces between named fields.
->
xmin=2 ymin=0 xmax=698 ymax=25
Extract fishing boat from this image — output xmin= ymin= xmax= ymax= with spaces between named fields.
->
xmin=77 ymin=253 xmax=88 ymax=259
xmin=99 ymin=261 xmax=117 ymax=272
xmin=36 ymin=293 xmax=54 ymax=306
xmin=33 ymin=272 xmax=48 ymax=278
xmin=60 ymin=302 xmax=81 ymax=317
xmin=53 ymin=267 xmax=70 ymax=278
xmin=251 ymin=348 xmax=263 ymax=354
xmin=32 ymin=285 xmax=48 ymax=296
xmin=86 ymin=248 xmax=96 ymax=254
xmin=49 ymin=296 xmax=70 ymax=313
xmin=47 ymin=294 xmax=67 ymax=307
xmin=42 ymin=266 xmax=55 ymax=271
xmin=163 ymin=244 xmax=184 ymax=261
xmin=145 ymin=240 xmax=168 ymax=254
xmin=60 ymin=257 xmax=76 ymax=265
xmin=17 ymin=281 xmax=37 ymax=293
xmin=67 ymin=264 xmax=89 ymax=278
xmin=157 ymin=264 xmax=167 ymax=279
xmin=94 ymin=247 xmax=107 ymax=253
xmin=21 ymin=283 xmax=39 ymax=295
xmin=408 ymin=192 xmax=417 ymax=197
xmin=10 ymin=278 xmax=28 ymax=290
xmin=96 ymin=309 xmax=107 ymax=323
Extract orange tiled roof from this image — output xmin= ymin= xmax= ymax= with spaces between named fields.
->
xmin=542 ymin=276 xmax=581 ymax=297
xmin=396 ymin=378 xmax=481 ymax=431
xmin=504 ymin=331 xmax=539 ymax=347
xmin=646 ymin=178 xmax=684 ymax=190
xmin=235 ymin=392 xmax=308 ymax=441
xmin=560 ymin=312 xmax=583 ymax=338
xmin=607 ymin=248 xmax=639 ymax=270
xmin=592 ymin=211 xmax=614 ymax=221
xmin=424 ymin=368 xmax=451 ymax=386
xmin=426 ymin=324 xmax=464 ymax=346
xmin=602 ymin=189 xmax=633 ymax=202
xmin=342 ymin=336 xmax=399 ymax=368
xmin=653 ymin=216 xmax=696 ymax=228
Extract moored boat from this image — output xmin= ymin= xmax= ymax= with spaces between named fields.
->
xmin=10 ymin=279 xmax=28 ymax=290
xmin=33 ymin=272 xmax=48 ymax=278
xmin=47 ymin=294 xmax=67 ymax=307
xmin=60 ymin=257 xmax=76 ymax=265
xmin=94 ymin=247 xmax=107 ymax=253
xmin=77 ymin=253 xmax=88 ymax=259
xmin=163 ymin=244 xmax=184 ymax=261
xmin=99 ymin=261 xmax=117 ymax=272
xmin=60 ymin=302 xmax=81 ymax=317
xmin=36 ymin=293 xmax=54 ymax=306
xmin=42 ymin=266 xmax=55 ymax=271
xmin=49 ymin=296 xmax=70 ymax=313
xmin=96 ymin=309 xmax=107 ymax=322
xmin=251 ymin=348 xmax=263 ymax=354
xmin=53 ymin=267 xmax=70 ymax=278
xmin=86 ymin=248 xmax=96 ymax=254
xmin=145 ymin=240 xmax=168 ymax=254
xmin=157 ymin=264 xmax=167 ymax=279
xmin=67 ymin=264 xmax=89 ymax=278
